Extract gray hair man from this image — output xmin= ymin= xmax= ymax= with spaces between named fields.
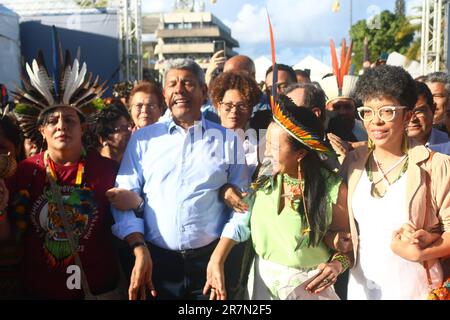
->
xmin=425 ymin=72 xmax=450 ymax=131
xmin=111 ymin=58 xmax=250 ymax=300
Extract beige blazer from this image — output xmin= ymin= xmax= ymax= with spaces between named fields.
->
xmin=341 ymin=144 xmax=450 ymax=264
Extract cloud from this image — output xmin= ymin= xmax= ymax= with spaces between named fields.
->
xmin=227 ymin=0 xmax=344 ymax=48
xmin=406 ymin=0 xmax=423 ymax=16
xmin=142 ymin=0 xmax=171 ymax=13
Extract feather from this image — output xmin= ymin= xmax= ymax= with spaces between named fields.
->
xmin=339 ymin=39 xmax=347 ymax=88
xmin=330 ymin=40 xmax=339 ymax=84
xmin=12 ymin=87 xmax=47 ymax=109
xmin=266 ymin=9 xmax=277 ymax=112
xmin=62 ymin=59 xmax=80 ymax=104
xmin=26 ymin=61 xmax=54 ymax=105
xmin=52 ymin=26 xmax=61 ymax=100
xmin=2 ymin=103 xmax=9 ymax=118
xmin=344 ymin=40 xmax=353 ymax=75
xmin=68 ymin=62 xmax=88 ymax=104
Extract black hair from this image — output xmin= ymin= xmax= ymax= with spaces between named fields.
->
xmin=265 ymin=64 xmax=297 ymax=83
xmin=38 ymin=107 xmax=85 ymax=127
xmin=415 ymin=80 xmax=435 ymax=112
xmin=0 ymin=114 xmax=22 ymax=149
xmin=294 ymin=69 xmax=311 ymax=79
xmin=274 ymin=96 xmax=330 ymax=247
xmin=95 ymin=103 xmax=131 ymax=141
xmin=353 ymin=65 xmax=417 ymax=110
xmin=284 ymin=83 xmax=326 ymax=123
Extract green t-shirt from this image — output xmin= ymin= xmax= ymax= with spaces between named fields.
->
xmin=250 ymin=169 xmax=342 ymax=269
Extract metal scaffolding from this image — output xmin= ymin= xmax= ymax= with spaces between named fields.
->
xmin=1 ymin=0 xmax=143 ymax=82
xmin=420 ymin=0 xmax=447 ymax=74
xmin=120 ymin=0 xmax=143 ymax=82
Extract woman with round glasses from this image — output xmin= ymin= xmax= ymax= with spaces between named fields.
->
xmin=209 ymin=72 xmax=262 ymax=175
xmin=342 ymin=65 xmax=450 ymax=300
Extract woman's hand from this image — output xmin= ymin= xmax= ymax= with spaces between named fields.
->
xmin=327 ymin=133 xmax=350 ymax=163
xmin=106 ymin=188 xmax=142 ymax=211
xmin=391 ymin=230 xmax=423 ymax=262
xmin=203 ymin=259 xmax=227 ymax=300
xmin=220 ymin=184 xmax=248 ymax=213
xmin=397 ymin=222 xmax=440 ymax=248
xmin=305 ymin=261 xmax=342 ymax=294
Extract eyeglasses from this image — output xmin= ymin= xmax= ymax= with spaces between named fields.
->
xmin=112 ymin=124 xmax=133 ymax=133
xmin=411 ymin=106 xmax=430 ymax=119
xmin=132 ymin=103 xmax=160 ymax=112
xmin=357 ymin=106 xmax=407 ymax=122
xmin=219 ymin=101 xmax=251 ymax=112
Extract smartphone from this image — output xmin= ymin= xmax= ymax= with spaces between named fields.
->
xmin=213 ymin=40 xmax=226 ymax=57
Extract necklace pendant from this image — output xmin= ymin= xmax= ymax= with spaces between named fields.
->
xmin=371 ymin=182 xmax=386 ymax=199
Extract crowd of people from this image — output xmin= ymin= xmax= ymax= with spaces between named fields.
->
xmin=0 ymin=41 xmax=449 ymax=300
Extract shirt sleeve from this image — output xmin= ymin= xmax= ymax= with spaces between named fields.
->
xmin=111 ymin=133 xmax=145 ymax=240
xmin=432 ymin=153 xmax=450 ymax=232
xmin=220 ymin=133 xmax=251 ymax=242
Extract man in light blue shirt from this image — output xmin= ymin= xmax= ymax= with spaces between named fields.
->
xmin=111 ymin=59 xmax=250 ymax=300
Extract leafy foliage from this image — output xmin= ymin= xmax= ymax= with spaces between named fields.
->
xmin=75 ymin=0 xmax=109 ymax=9
xmin=350 ymin=10 xmax=414 ymax=71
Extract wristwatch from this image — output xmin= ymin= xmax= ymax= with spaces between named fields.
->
xmin=133 ymin=198 xmax=145 ymax=215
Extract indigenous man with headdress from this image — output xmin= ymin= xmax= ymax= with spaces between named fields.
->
xmin=0 ymin=41 xmax=121 ymax=299
xmin=205 ymin=95 xmax=353 ymax=300
xmin=320 ymin=39 xmax=368 ymax=145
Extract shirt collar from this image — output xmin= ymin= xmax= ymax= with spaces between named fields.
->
xmin=167 ymin=114 xmax=207 ymax=135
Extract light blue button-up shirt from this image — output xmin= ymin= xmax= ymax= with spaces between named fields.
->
xmin=111 ymin=116 xmax=251 ymax=251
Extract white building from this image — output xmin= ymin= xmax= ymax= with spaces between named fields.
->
xmin=154 ymin=11 xmax=239 ymax=71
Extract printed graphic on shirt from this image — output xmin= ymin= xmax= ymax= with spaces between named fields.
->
xmin=30 ymin=186 xmax=98 ymax=268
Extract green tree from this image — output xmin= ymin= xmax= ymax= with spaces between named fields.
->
xmin=76 ymin=0 xmax=109 ymax=9
xmin=350 ymin=10 xmax=414 ymax=71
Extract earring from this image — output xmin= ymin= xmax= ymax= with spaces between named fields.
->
xmin=368 ymin=137 xmax=375 ymax=151
xmin=102 ymin=141 xmax=108 ymax=147
xmin=402 ymin=134 xmax=409 ymax=154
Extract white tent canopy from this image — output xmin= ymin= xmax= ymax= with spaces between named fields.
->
xmin=254 ymin=56 xmax=272 ymax=83
xmin=292 ymin=55 xmax=332 ymax=82
xmin=386 ymin=52 xmax=421 ymax=79
xmin=0 ymin=5 xmax=21 ymax=93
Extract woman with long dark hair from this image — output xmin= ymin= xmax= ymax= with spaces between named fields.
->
xmin=0 ymin=45 xmax=122 ymax=299
xmin=203 ymin=95 xmax=352 ymax=300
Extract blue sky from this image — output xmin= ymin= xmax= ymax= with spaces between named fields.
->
xmin=144 ymin=0 xmax=422 ymax=65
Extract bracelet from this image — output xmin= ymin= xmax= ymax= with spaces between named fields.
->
xmin=332 ymin=253 xmax=351 ymax=271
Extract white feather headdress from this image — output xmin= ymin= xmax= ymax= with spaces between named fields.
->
xmin=13 ymin=43 xmax=107 ymax=144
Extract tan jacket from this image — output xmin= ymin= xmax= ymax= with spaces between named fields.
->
xmin=341 ymin=144 xmax=450 ymax=264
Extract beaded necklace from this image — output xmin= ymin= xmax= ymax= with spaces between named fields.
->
xmin=44 ymin=149 xmax=87 ymax=187
xmin=282 ymin=173 xmax=312 ymax=237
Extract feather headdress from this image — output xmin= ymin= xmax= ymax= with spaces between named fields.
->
xmin=12 ymin=28 xmax=106 ymax=144
xmin=272 ymin=95 xmax=334 ymax=158
xmin=320 ymin=38 xmax=358 ymax=105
